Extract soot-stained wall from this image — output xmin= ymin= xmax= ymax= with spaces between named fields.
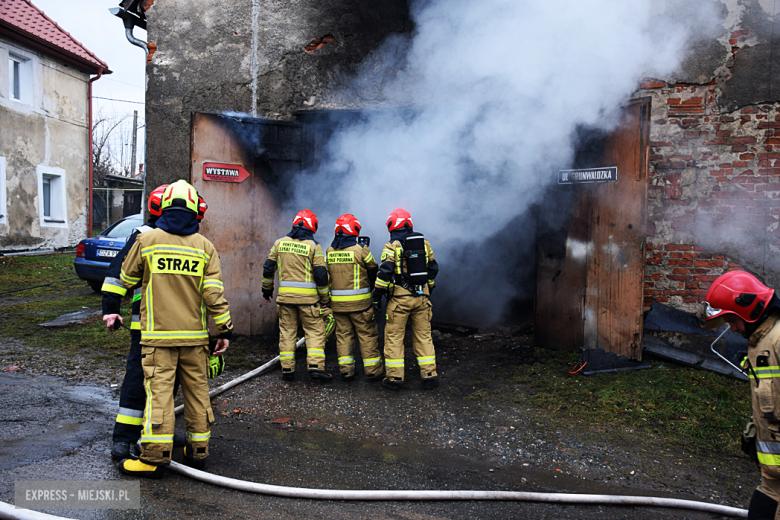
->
xmin=144 ymin=0 xmax=411 ymax=188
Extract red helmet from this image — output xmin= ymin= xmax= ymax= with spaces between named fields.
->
xmin=197 ymin=195 xmax=208 ymax=221
xmin=386 ymin=208 xmax=413 ymax=232
xmin=293 ymin=209 xmax=318 ymax=233
xmin=148 ymin=184 xmax=169 ymax=217
xmin=334 ymin=213 xmax=361 ymax=236
xmin=704 ymin=270 xmax=774 ymax=328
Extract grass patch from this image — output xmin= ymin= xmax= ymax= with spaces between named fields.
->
xmin=506 ymin=347 xmax=750 ymax=454
xmin=0 ymin=289 xmax=132 ymax=369
xmin=0 ymin=253 xmax=81 ymax=296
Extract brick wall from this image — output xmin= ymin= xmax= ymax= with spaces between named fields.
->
xmin=638 ymin=45 xmax=780 ymax=314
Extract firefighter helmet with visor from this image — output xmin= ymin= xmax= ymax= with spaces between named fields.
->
xmin=386 ymin=208 xmax=413 ymax=232
xmin=334 ymin=213 xmax=361 ymax=236
xmin=161 ymin=180 xmax=199 ymax=214
xmin=293 ymin=209 xmax=318 ymax=233
xmin=704 ymin=270 xmax=774 ymax=329
xmin=148 ymin=184 xmax=169 ymax=217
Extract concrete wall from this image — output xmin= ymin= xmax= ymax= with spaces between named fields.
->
xmin=0 ymin=36 xmax=90 ymax=251
xmin=144 ymin=0 xmax=410 ymax=189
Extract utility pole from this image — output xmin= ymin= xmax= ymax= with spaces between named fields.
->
xmin=130 ymin=110 xmax=138 ymax=177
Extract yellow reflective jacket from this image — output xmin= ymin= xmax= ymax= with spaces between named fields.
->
xmin=747 ymin=313 xmax=780 ymax=478
xmin=326 ymin=244 xmax=377 ymax=313
xmin=120 ymin=228 xmax=232 ymax=347
xmin=375 ymin=238 xmax=437 ymax=297
xmin=262 ymin=237 xmax=330 ymax=306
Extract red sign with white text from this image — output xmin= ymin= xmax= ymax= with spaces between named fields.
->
xmin=203 ymin=162 xmax=249 ymax=183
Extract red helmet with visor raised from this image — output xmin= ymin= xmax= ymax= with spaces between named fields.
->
xmin=386 ymin=208 xmax=413 ymax=232
xmin=704 ymin=270 xmax=774 ymax=329
xmin=148 ymin=184 xmax=169 ymax=217
xmin=293 ymin=209 xmax=318 ymax=233
xmin=334 ymin=213 xmax=361 ymax=236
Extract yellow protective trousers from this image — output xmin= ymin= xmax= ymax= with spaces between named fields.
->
xmin=278 ymin=303 xmax=328 ymax=372
xmin=334 ymin=307 xmax=383 ymax=378
xmin=139 ymin=345 xmax=213 ymax=464
xmin=383 ymin=296 xmax=437 ymax=382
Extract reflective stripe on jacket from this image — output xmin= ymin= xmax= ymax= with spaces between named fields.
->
xmin=747 ymin=313 xmax=780 ymax=476
xmin=120 ymin=228 xmax=232 ymax=347
xmin=101 ymin=224 xmax=154 ymax=335
xmin=375 ymin=238 xmax=438 ymax=297
xmin=326 ymin=244 xmax=377 ymax=313
xmin=263 ymin=237 xmax=330 ymax=305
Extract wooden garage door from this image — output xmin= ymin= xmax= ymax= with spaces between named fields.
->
xmin=535 ymin=98 xmax=650 ymax=359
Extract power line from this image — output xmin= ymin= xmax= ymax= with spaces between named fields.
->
xmin=94 ymin=96 xmax=145 ymax=105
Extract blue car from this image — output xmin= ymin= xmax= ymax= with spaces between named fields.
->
xmin=75 ymin=214 xmax=144 ymax=292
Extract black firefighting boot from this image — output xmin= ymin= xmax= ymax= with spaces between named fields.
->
xmin=422 ymin=376 xmax=440 ymax=391
xmin=382 ymin=378 xmax=402 ymax=391
xmin=282 ymin=368 xmax=295 ymax=381
xmin=111 ymin=442 xmax=130 ymax=460
xmin=182 ymin=444 xmax=206 ymax=470
xmin=341 ymin=372 xmax=356 ymax=382
xmin=119 ymin=458 xmax=165 ymax=479
xmin=309 ymin=369 xmax=332 ymax=382
xmin=366 ymin=370 xmax=385 ymax=382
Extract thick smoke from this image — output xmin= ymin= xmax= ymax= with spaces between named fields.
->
xmin=289 ymin=0 xmax=720 ymax=325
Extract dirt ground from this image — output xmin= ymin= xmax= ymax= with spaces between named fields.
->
xmin=0 ymin=282 xmax=760 ymax=519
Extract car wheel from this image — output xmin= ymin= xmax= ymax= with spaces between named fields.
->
xmin=88 ymin=280 xmax=103 ymax=293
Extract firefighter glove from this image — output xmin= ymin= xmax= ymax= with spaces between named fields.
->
xmin=208 ymin=354 xmax=225 ymax=379
xmin=262 ymin=288 xmax=274 ymax=300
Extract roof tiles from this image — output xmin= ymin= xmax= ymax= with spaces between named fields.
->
xmin=0 ymin=0 xmax=109 ymax=72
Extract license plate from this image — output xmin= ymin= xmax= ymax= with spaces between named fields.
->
xmin=97 ymin=249 xmax=118 ymax=258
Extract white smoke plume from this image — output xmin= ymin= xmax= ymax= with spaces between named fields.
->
xmin=290 ymin=0 xmax=721 ymax=325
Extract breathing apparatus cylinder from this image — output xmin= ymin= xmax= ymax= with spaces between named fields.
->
xmin=403 ymin=233 xmax=428 ymax=294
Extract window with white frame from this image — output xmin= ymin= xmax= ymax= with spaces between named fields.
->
xmin=0 ymin=157 xmax=6 ymax=226
xmin=37 ymin=165 xmax=67 ymax=228
xmin=8 ymin=53 xmax=31 ymax=104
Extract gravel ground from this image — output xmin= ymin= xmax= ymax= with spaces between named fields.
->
xmin=0 ymin=317 xmax=759 ymax=517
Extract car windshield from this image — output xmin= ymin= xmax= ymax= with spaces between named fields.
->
xmin=102 ymin=218 xmax=142 ymax=238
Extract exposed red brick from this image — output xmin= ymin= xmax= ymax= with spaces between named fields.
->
xmin=726 ymin=137 xmax=758 ymax=145
xmin=716 ymin=130 xmax=731 ymax=137
xmin=742 ymin=107 xmax=758 ymax=114
xmin=667 ymin=98 xmax=682 ymax=105
xmin=731 ymin=29 xmax=749 ymax=38
xmin=694 ymin=260 xmax=724 ymax=267
xmin=641 ymin=81 xmax=666 ymax=89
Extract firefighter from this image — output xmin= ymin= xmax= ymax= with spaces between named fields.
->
xmin=263 ymin=209 xmax=332 ymax=381
xmin=372 ymin=209 xmax=439 ymax=391
xmin=326 ymin=213 xmax=384 ymax=381
xmin=704 ymin=270 xmax=780 ymax=518
xmin=115 ymin=179 xmax=232 ymax=478
xmin=102 ymin=184 xmax=173 ymax=459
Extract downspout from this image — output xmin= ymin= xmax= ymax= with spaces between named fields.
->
xmin=88 ymin=68 xmax=104 ymax=239
xmin=108 ymin=7 xmax=149 ymax=218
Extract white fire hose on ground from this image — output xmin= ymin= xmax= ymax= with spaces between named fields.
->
xmin=0 ymin=336 xmax=749 ymax=519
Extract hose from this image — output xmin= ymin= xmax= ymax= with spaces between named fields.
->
xmin=0 ymin=277 xmax=80 ymax=296
xmin=173 ymin=337 xmax=305 ymax=416
xmin=0 ymin=501 xmax=69 ymax=520
xmin=0 ymin=339 xmax=750 ymax=519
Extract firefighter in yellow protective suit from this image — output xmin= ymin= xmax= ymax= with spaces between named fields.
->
xmin=372 ymin=208 xmax=439 ymax=391
xmin=263 ymin=209 xmax=332 ymax=381
xmin=704 ymin=270 xmax=780 ymax=518
xmin=326 ymin=213 xmax=384 ymax=381
xmin=117 ymin=180 xmax=232 ymax=479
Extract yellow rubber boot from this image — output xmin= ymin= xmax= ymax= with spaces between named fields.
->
xmin=119 ymin=458 xmax=165 ymax=479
